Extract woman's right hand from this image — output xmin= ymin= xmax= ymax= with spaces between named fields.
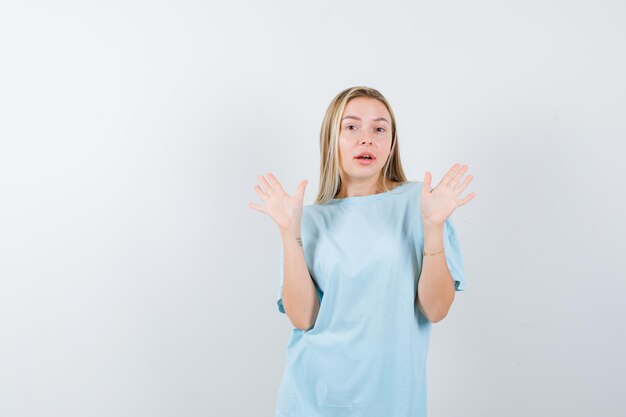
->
xmin=248 ymin=173 xmax=308 ymax=234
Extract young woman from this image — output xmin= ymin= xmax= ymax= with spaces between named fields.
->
xmin=248 ymin=86 xmax=475 ymax=417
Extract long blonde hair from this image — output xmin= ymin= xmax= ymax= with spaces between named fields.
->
xmin=314 ymin=86 xmax=408 ymax=204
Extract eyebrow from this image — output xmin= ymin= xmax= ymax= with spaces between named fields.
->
xmin=341 ymin=115 xmax=390 ymax=124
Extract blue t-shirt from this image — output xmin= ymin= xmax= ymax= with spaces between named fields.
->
xmin=274 ymin=180 xmax=466 ymax=417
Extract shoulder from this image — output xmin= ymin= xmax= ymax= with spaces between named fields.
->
xmin=302 ymin=203 xmax=327 ymax=223
xmin=390 ymin=179 xmax=422 ymax=190
xmin=402 ymin=180 xmax=424 ymax=210
xmin=395 ymin=180 xmax=423 ymax=200
xmin=404 ymin=180 xmax=423 ymax=190
xmin=407 ymin=179 xmax=424 ymax=194
xmin=301 ymin=204 xmax=321 ymax=230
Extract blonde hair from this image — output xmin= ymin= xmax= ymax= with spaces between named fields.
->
xmin=314 ymin=86 xmax=408 ymax=204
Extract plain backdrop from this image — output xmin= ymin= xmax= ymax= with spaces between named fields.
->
xmin=1 ymin=0 xmax=625 ymax=416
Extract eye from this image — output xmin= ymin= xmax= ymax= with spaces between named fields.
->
xmin=377 ymin=127 xmax=386 ymax=132
xmin=347 ymin=125 xmax=357 ymax=130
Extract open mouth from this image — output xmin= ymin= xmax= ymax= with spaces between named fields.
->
xmin=354 ymin=153 xmax=376 ymax=165
xmin=354 ymin=151 xmax=376 ymax=160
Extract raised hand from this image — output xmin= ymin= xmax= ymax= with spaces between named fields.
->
xmin=248 ymin=173 xmax=308 ymax=234
xmin=421 ymin=163 xmax=475 ymax=228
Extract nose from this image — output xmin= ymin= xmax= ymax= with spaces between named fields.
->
xmin=360 ymin=137 xmax=373 ymax=145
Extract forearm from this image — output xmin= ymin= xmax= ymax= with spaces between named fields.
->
xmin=280 ymin=229 xmax=320 ymax=331
xmin=415 ymin=223 xmax=455 ymax=323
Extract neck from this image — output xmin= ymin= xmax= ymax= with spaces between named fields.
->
xmin=336 ymin=176 xmax=394 ymax=198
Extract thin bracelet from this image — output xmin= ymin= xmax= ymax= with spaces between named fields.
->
xmin=424 ymin=247 xmax=444 ymax=256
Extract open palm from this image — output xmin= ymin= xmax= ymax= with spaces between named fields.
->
xmin=421 ymin=163 xmax=475 ymax=227
xmin=248 ymin=173 xmax=308 ymax=232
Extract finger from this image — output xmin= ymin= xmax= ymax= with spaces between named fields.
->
xmin=450 ymin=164 xmax=468 ymax=188
xmin=266 ymin=173 xmax=285 ymax=193
xmin=442 ymin=163 xmax=462 ymax=186
xmin=258 ymin=174 xmax=274 ymax=194
xmin=296 ymin=179 xmax=308 ymax=200
xmin=254 ymin=184 xmax=270 ymax=200
xmin=422 ymin=171 xmax=432 ymax=195
xmin=454 ymin=174 xmax=473 ymax=193
xmin=248 ymin=202 xmax=266 ymax=213
xmin=457 ymin=192 xmax=476 ymax=207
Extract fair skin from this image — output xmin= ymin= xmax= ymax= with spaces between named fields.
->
xmin=418 ymin=163 xmax=475 ymax=322
xmin=248 ymin=176 xmax=319 ymax=330
xmin=248 ymin=97 xmax=476 ymax=327
xmin=335 ymin=96 xmax=396 ymax=197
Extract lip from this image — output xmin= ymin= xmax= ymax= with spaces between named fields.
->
xmin=354 ymin=154 xmax=376 ymax=166
xmin=354 ymin=151 xmax=376 ymax=159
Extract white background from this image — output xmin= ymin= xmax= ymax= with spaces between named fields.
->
xmin=1 ymin=0 xmax=625 ymax=416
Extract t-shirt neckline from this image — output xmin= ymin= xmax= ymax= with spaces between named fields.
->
xmin=326 ymin=181 xmax=414 ymax=205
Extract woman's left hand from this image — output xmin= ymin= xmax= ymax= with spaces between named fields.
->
xmin=421 ymin=163 xmax=476 ymax=228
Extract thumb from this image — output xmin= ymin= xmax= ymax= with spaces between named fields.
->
xmin=422 ymin=171 xmax=431 ymax=194
xmin=296 ymin=179 xmax=308 ymax=200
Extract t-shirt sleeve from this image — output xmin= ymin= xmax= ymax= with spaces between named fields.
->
xmin=443 ymin=217 xmax=467 ymax=291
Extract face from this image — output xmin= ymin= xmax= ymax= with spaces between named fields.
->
xmin=337 ymin=97 xmax=393 ymax=184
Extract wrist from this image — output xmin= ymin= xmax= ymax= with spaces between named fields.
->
xmin=280 ymin=226 xmax=301 ymax=240
xmin=422 ymin=220 xmax=444 ymax=233
xmin=422 ymin=221 xmax=444 ymax=255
